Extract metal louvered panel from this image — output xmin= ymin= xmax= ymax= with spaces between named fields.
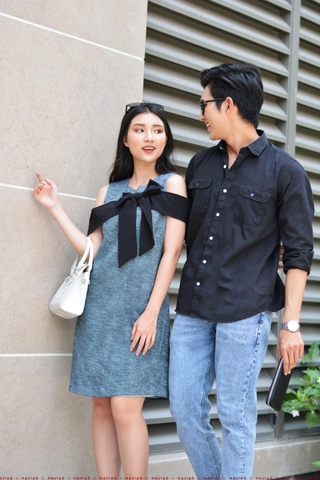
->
xmin=143 ymin=0 xmax=320 ymax=454
xmin=283 ymin=0 xmax=320 ymax=438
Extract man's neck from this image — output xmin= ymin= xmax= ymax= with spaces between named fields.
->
xmin=225 ymin=126 xmax=259 ymax=168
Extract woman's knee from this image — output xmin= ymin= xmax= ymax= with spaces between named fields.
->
xmin=92 ymin=396 xmax=112 ymax=420
xmin=111 ymin=397 xmax=145 ymax=428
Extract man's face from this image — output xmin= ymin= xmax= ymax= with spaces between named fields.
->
xmin=199 ymin=86 xmax=226 ymax=141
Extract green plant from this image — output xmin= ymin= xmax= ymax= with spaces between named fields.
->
xmin=282 ymin=342 xmax=320 ymax=468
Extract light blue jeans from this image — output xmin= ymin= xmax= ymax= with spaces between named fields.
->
xmin=169 ymin=312 xmax=272 ymax=480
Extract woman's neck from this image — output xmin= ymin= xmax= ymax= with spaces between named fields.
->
xmin=129 ymin=165 xmax=158 ymax=189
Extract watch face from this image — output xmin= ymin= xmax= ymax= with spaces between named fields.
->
xmin=287 ymin=320 xmax=299 ymax=332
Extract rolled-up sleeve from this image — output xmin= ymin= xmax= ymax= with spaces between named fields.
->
xmin=278 ymin=160 xmax=314 ymax=274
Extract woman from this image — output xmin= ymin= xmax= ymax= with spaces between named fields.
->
xmin=33 ymin=102 xmax=189 ymax=479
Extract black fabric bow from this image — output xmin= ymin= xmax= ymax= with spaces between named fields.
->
xmin=87 ymin=179 xmax=191 ymax=267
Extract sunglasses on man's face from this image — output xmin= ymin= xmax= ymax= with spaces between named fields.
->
xmin=125 ymin=102 xmax=164 ymax=113
xmin=199 ymin=98 xmax=225 ymax=116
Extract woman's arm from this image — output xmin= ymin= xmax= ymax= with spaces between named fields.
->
xmin=33 ymin=172 xmax=107 ymax=257
xmin=130 ymin=174 xmax=187 ymax=355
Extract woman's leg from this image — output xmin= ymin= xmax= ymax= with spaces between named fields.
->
xmin=111 ymin=396 xmax=148 ymax=479
xmin=92 ymin=396 xmax=121 ymax=479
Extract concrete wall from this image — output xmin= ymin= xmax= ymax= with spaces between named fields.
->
xmin=0 ymin=1 xmax=147 ymax=475
xmin=148 ymin=437 xmax=320 ymax=479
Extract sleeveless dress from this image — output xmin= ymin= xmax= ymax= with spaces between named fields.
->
xmin=69 ymin=173 xmax=175 ymax=399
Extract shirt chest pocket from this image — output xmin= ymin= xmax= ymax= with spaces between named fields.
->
xmin=188 ymin=177 xmax=213 ymax=215
xmin=234 ymin=183 xmax=271 ymax=226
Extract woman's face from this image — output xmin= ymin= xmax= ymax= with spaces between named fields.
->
xmin=123 ymin=112 xmax=167 ymax=165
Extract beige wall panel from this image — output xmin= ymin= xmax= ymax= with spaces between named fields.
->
xmin=0 ymin=14 xmax=144 ymax=197
xmin=0 ymin=0 xmax=148 ymax=474
xmin=1 ymin=187 xmax=95 ymax=354
xmin=0 ymin=0 xmax=148 ymax=58
xmin=0 ymin=356 xmax=96 ymax=476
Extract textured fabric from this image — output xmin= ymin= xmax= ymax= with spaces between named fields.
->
xmin=169 ymin=312 xmax=272 ymax=480
xmin=176 ymin=130 xmax=314 ymax=323
xmin=69 ymin=173 xmax=175 ymax=398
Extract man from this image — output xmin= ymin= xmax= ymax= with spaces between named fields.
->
xmin=169 ymin=63 xmax=314 ymax=480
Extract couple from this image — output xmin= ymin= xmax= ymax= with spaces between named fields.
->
xmin=34 ymin=62 xmax=314 ymax=480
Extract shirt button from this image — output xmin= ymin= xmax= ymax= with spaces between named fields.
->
xmin=196 ymin=282 xmax=200 ymax=286
xmin=223 ymin=165 xmax=227 ymax=169
xmin=250 ymin=192 xmax=255 ymax=197
xmin=216 ymin=212 xmax=220 ymax=217
xmin=223 ymin=189 xmax=227 ymax=193
xmin=209 ymin=236 xmax=213 ymax=240
xmin=196 ymin=182 xmax=199 ymax=186
xmin=202 ymin=259 xmax=207 ymax=264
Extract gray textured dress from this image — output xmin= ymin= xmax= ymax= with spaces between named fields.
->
xmin=69 ymin=173 xmax=175 ymax=398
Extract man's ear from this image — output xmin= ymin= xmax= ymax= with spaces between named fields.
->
xmin=225 ymin=97 xmax=239 ymax=118
xmin=225 ymin=96 xmax=234 ymax=111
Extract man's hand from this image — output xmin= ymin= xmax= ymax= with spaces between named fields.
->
xmin=277 ymin=329 xmax=304 ymax=375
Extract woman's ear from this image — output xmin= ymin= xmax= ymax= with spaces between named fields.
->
xmin=123 ymin=136 xmax=128 ymax=147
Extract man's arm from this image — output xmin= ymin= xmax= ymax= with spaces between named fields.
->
xmin=278 ymin=268 xmax=307 ymax=375
xmin=276 ymin=159 xmax=314 ymax=374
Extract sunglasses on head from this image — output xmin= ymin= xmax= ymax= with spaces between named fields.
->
xmin=199 ymin=98 xmax=225 ymax=115
xmin=125 ymin=102 xmax=164 ymax=113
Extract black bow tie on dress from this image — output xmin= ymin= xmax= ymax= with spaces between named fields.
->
xmin=87 ymin=179 xmax=191 ymax=267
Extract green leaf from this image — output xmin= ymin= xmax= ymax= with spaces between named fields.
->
xmin=284 ymin=388 xmax=297 ymax=401
xmin=304 ymin=367 xmax=320 ymax=382
xmin=283 ymin=395 xmax=297 ymax=404
xmin=302 ymin=342 xmax=320 ymax=364
xmin=308 ymin=342 xmax=320 ymax=360
xmin=282 ymin=399 xmax=306 ymax=412
xmin=286 ymin=387 xmax=296 ymax=395
xmin=282 ymin=402 xmax=294 ymax=413
xmin=312 ymin=460 xmax=320 ymax=468
xmin=306 ymin=411 xmax=320 ymax=428
xmin=311 ymin=387 xmax=320 ymax=398
xmin=290 ymin=377 xmax=308 ymax=387
xmin=297 ymin=386 xmax=314 ymax=402
xmin=281 ymin=345 xmax=320 ymax=426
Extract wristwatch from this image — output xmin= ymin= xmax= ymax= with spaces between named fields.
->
xmin=281 ymin=320 xmax=300 ymax=332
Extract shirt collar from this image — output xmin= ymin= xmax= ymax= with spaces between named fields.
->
xmin=218 ymin=129 xmax=268 ymax=157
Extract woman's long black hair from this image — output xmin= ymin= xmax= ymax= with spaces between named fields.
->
xmin=109 ymin=103 xmax=176 ymax=183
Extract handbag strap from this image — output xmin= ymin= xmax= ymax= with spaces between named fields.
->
xmin=87 ymin=236 xmax=94 ymax=271
xmin=77 ymin=236 xmax=94 ymax=271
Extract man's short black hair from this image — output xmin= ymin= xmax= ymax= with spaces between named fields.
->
xmin=200 ymin=63 xmax=264 ymax=128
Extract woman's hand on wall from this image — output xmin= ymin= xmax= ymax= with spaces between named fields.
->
xmin=33 ymin=172 xmax=60 ymax=211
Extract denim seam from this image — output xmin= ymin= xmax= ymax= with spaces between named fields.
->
xmin=238 ymin=312 xmax=263 ymax=477
xmin=200 ymin=321 xmax=221 ymax=476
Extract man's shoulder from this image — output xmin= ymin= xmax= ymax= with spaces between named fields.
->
xmin=267 ymin=142 xmax=308 ymax=185
xmin=266 ymin=142 xmax=308 ymax=176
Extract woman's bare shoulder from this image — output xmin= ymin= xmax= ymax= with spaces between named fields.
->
xmin=166 ymin=174 xmax=187 ymax=196
xmin=95 ymin=184 xmax=109 ymax=207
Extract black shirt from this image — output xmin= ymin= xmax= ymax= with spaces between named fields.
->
xmin=176 ymin=131 xmax=314 ymax=323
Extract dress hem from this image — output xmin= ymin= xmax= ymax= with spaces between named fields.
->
xmin=69 ymin=388 xmax=168 ymax=400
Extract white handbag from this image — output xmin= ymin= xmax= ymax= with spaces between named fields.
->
xmin=49 ymin=237 xmax=94 ymax=319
